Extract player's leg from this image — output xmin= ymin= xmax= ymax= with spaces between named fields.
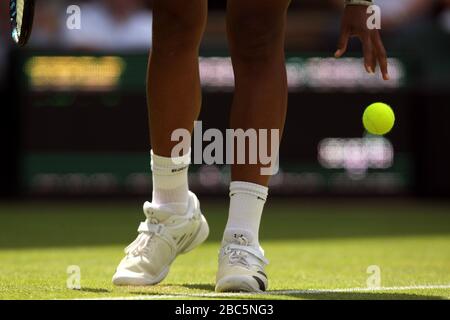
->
xmin=113 ymin=0 xmax=209 ymax=286
xmin=149 ymin=0 xmax=206 ymax=156
xmin=228 ymin=0 xmax=289 ymax=188
xmin=216 ymin=0 xmax=290 ymax=292
xmin=148 ymin=0 xmax=208 ymax=214
xmin=225 ymin=0 xmax=290 ymax=242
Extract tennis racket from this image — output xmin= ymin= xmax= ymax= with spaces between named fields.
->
xmin=10 ymin=0 xmax=35 ymax=46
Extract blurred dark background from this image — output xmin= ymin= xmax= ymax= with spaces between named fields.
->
xmin=1 ymin=0 xmax=450 ymax=200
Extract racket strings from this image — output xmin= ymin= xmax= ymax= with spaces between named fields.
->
xmin=10 ymin=1 xmax=17 ymax=24
xmin=10 ymin=0 xmax=36 ymax=46
xmin=16 ymin=0 xmax=25 ymax=34
xmin=10 ymin=0 xmax=26 ymax=42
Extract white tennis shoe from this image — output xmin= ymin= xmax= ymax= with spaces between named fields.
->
xmin=215 ymin=230 xmax=269 ymax=293
xmin=112 ymin=191 xmax=209 ymax=286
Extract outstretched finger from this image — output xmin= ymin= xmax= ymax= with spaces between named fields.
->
xmin=361 ymin=33 xmax=374 ymax=74
xmin=373 ymin=32 xmax=389 ymax=80
xmin=371 ymin=48 xmax=378 ymax=74
xmin=335 ymin=28 xmax=350 ymax=58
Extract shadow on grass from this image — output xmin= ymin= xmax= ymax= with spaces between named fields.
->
xmin=124 ymin=284 xmax=446 ymax=300
xmin=79 ymin=287 xmax=111 ymax=294
xmin=180 ymin=283 xmax=216 ymax=291
xmin=126 ymin=283 xmax=216 ymax=297
xmin=123 ymin=289 xmax=445 ymax=300
xmin=270 ymin=291 xmax=446 ymax=300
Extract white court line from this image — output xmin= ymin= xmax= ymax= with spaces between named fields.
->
xmin=77 ymin=284 xmax=450 ymax=300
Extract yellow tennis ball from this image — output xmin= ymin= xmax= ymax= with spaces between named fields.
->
xmin=363 ymin=102 xmax=395 ymax=135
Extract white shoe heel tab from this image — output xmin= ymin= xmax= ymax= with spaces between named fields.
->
xmin=188 ymin=191 xmax=199 ymax=209
xmin=143 ymin=201 xmax=153 ymax=217
xmin=142 ymin=201 xmax=181 ymax=220
xmin=143 ymin=201 xmax=163 ymax=220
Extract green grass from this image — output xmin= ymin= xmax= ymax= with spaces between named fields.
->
xmin=0 ymin=200 xmax=449 ymax=300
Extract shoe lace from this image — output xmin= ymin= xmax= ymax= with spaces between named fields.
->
xmin=228 ymin=249 xmax=251 ymax=267
xmin=125 ymin=218 xmax=160 ymax=257
xmin=224 ymin=235 xmax=268 ymax=267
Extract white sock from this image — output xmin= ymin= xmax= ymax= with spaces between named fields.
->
xmin=151 ymin=149 xmax=190 ymax=215
xmin=224 ymin=181 xmax=269 ymax=245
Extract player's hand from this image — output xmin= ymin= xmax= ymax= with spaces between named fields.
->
xmin=334 ymin=5 xmax=389 ymax=80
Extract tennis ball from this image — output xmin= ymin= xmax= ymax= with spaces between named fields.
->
xmin=362 ymin=102 xmax=395 ymax=135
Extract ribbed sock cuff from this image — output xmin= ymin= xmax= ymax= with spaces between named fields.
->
xmin=151 ymin=149 xmax=191 ymax=175
xmin=229 ymin=181 xmax=269 ymax=202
